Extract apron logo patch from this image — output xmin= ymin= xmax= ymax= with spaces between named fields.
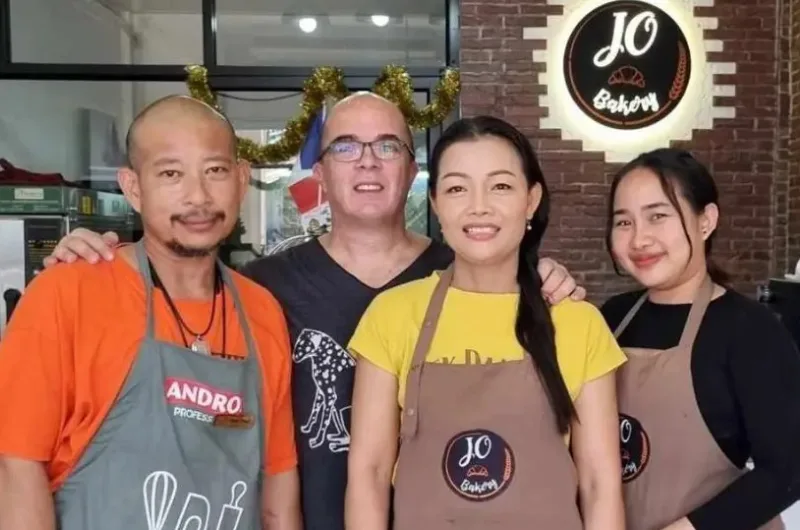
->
xmin=165 ymin=377 xmax=245 ymax=425
xmin=620 ymin=413 xmax=650 ymax=482
xmin=442 ymin=429 xmax=515 ymax=501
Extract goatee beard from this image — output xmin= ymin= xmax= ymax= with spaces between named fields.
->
xmin=165 ymin=240 xmax=220 ymax=258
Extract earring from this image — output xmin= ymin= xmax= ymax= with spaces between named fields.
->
xmin=526 ymin=220 xmax=532 ymax=231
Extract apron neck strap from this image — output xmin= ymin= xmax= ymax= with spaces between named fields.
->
xmin=612 ymin=277 xmax=715 ymax=349
xmin=613 ymin=292 xmax=648 ymax=339
xmin=134 ymin=240 xmax=157 ymax=339
xmin=678 ymin=277 xmax=714 ymax=349
xmin=400 ymin=266 xmax=454 ymax=440
xmin=218 ymin=265 xmax=259 ymax=362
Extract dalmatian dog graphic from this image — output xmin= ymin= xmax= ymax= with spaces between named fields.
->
xmin=293 ymin=329 xmax=356 ymax=453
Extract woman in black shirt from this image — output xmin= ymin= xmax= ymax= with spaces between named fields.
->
xmin=602 ymin=147 xmax=800 ymax=530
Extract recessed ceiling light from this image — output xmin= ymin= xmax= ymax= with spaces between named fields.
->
xmin=371 ymin=15 xmax=390 ymax=27
xmin=298 ymin=17 xmax=317 ymax=33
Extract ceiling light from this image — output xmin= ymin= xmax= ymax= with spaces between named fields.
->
xmin=371 ymin=15 xmax=390 ymax=27
xmin=298 ymin=17 xmax=317 ymax=33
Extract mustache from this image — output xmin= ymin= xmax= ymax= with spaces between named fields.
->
xmin=170 ymin=211 xmax=226 ymax=224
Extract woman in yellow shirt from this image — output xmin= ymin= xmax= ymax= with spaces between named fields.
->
xmin=345 ymin=116 xmax=626 ymax=529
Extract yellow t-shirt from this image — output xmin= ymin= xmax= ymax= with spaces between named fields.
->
xmin=349 ymin=272 xmax=627 ymax=409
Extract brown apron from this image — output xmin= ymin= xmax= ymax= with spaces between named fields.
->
xmin=392 ymin=266 xmax=583 ymax=529
xmin=615 ymin=278 xmax=784 ymax=530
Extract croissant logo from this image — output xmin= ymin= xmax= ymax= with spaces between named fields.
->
xmin=563 ymin=0 xmax=691 ymax=130
xmin=442 ymin=429 xmax=515 ymax=502
xmin=608 ymin=66 xmax=646 ymax=89
xmin=466 ymin=464 xmax=489 ymax=478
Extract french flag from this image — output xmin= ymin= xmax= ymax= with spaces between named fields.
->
xmin=288 ymin=107 xmax=331 ymax=232
xmin=290 ymin=106 xmax=327 ymax=183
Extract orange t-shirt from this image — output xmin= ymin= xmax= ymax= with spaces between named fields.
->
xmin=0 ymin=252 xmax=297 ymax=490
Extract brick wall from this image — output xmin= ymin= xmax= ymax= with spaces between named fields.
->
xmin=790 ymin=0 xmax=800 ymax=267
xmin=460 ymin=0 xmax=791 ymax=302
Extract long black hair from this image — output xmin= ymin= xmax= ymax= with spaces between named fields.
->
xmin=605 ymin=147 xmax=729 ymax=285
xmin=429 ymin=116 xmax=577 ymax=434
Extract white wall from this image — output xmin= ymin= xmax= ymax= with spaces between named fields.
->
xmin=0 ymin=81 xmax=127 ymax=181
xmin=10 ymin=0 xmax=128 ymax=65
xmin=0 ymin=0 xmax=131 ymax=181
xmin=130 ymin=13 xmax=203 ymax=67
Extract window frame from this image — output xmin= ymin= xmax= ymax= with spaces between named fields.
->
xmin=0 ymin=0 xmax=459 ymax=82
xmin=0 ymin=0 xmax=458 ymax=239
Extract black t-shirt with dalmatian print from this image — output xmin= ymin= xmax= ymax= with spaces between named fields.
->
xmin=240 ymin=237 xmax=453 ymax=530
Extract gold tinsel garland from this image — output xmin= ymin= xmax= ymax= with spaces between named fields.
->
xmin=184 ymin=64 xmax=460 ymax=165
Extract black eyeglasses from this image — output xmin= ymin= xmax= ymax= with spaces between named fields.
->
xmin=319 ymin=138 xmax=414 ymax=162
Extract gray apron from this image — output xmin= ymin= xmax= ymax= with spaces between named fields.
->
xmin=54 ymin=241 xmax=264 ymax=530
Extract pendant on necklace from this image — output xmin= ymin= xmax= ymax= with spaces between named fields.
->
xmin=191 ymin=337 xmax=210 ymax=355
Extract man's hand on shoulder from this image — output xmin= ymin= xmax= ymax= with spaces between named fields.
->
xmin=42 ymin=229 xmax=119 ymax=268
xmin=538 ymin=257 xmax=587 ymax=304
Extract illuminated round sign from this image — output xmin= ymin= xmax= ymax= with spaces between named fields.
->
xmin=563 ymin=1 xmax=691 ymax=130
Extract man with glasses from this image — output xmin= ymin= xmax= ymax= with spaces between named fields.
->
xmin=41 ymin=92 xmax=584 ymax=530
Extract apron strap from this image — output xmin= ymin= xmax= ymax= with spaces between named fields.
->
xmin=218 ymin=264 xmax=263 ymax=448
xmin=134 ymin=240 xmax=259 ymax=360
xmin=613 ymin=278 xmax=715 ymax=348
xmin=133 ymin=241 xmax=259 ymax=362
xmin=400 ymin=266 xmax=454 ymax=440
xmin=218 ymin=265 xmax=259 ymax=367
xmin=678 ymin=277 xmax=714 ymax=349
xmin=613 ymin=291 xmax=649 ymax=339
xmin=133 ymin=240 xmax=157 ymax=339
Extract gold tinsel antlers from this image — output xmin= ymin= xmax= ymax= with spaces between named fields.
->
xmin=184 ymin=64 xmax=460 ymax=165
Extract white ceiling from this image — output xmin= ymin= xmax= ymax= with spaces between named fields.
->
xmin=103 ymin=0 xmax=443 ymax=16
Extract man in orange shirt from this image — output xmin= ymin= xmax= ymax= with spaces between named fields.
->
xmin=0 ymin=96 xmax=301 ymax=530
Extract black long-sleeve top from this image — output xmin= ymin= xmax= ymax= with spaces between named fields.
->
xmin=601 ymin=289 xmax=800 ymax=530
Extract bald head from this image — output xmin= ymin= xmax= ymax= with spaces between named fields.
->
xmin=311 ymin=91 xmax=419 ymax=227
xmin=322 ymin=92 xmax=414 ymax=150
xmin=125 ymin=95 xmax=237 ymax=169
xmin=117 ymin=95 xmax=249 ymax=261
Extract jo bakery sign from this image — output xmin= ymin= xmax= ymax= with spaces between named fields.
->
xmin=564 ymin=2 xmax=690 ymax=129
xmin=524 ymin=0 xmax=736 ymax=162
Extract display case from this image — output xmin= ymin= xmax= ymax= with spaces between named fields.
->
xmin=0 ymin=184 xmax=136 ymax=336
